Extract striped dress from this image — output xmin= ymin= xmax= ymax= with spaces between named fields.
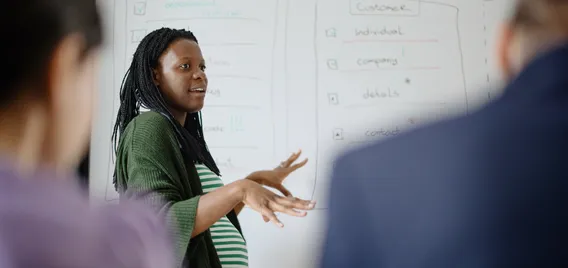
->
xmin=196 ymin=164 xmax=249 ymax=268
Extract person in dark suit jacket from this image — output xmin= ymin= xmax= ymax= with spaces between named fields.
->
xmin=321 ymin=0 xmax=567 ymax=267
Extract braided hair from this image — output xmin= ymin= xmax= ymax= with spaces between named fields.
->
xmin=111 ymin=27 xmax=220 ymax=190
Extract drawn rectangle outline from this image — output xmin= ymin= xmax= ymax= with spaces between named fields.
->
xmin=349 ymin=0 xmax=421 ymax=16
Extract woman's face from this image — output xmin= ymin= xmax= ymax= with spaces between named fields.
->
xmin=47 ymin=34 xmax=100 ymax=171
xmin=153 ymin=38 xmax=208 ymax=116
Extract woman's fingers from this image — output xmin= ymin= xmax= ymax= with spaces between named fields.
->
xmin=260 ymin=206 xmax=283 ymax=228
xmin=267 ymin=195 xmax=316 ymax=217
xmin=255 ymin=197 xmax=317 ymax=227
xmin=280 ymin=150 xmax=302 ymax=168
xmin=288 ymin=150 xmax=302 ymax=164
xmin=289 ymin=158 xmax=308 ymax=172
xmin=276 ymin=196 xmax=316 ymax=210
xmin=272 ymin=183 xmax=292 ymax=197
xmin=261 ymin=180 xmax=292 ymax=197
xmin=268 ymin=199 xmax=307 ymax=217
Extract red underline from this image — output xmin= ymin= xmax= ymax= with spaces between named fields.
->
xmin=343 ymin=39 xmax=439 ymax=44
xmin=341 ymin=66 xmax=441 ymax=72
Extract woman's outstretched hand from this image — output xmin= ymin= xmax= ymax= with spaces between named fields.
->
xmin=246 ymin=150 xmax=308 ymax=197
xmin=238 ymin=179 xmax=315 ymax=228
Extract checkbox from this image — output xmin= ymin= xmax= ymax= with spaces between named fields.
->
xmin=333 ymin=128 xmax=344 ymax=140
xmin=325 ymin=28 xmax=337 ymax=37
xmin=327 ymin=59 xmax=338 ymax=70
xmin=134 ymin=2 xmax=147 ymax=15
xmin=131 ymin=29 xmax=147 ymax=43
xmin=328 ymin=93 xmax=339 ymax=105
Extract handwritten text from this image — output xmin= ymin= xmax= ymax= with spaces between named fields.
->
xmin=365 ymin=126 xmax=401 ymax=137
xmin=363 ymin=87 xmax=400 ymax=99
xmin=355 ymin=25 xmax=405 ymax=37
xmin=357 ymin=57 xmax=399 ymax=67
xmin=355 ymin=3 xmax=412 ymax=13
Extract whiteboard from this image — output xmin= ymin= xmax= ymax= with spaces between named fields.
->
xmin=90 ymin=0 xmax=514 ymax=267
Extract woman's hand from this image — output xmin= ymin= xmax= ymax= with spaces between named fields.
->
xmin=238 ymin=179 xmax=315 ymax=228
xmin=247 ymin=150 xmax=308 ymax=197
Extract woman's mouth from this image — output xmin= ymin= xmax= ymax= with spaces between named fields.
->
xmin=189 ymin=87 xmax=206 ymax=93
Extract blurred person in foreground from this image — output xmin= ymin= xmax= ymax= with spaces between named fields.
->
xmin=0 ymin=1 xmax=172 ymax=267
xmin=321 ymin=0 xmax=567 ymax=267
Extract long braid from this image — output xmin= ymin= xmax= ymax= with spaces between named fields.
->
xmin=112 ymin=27 xmax=220 ymax=191
xmin=185 ymin=112 xmax=218 ymax=173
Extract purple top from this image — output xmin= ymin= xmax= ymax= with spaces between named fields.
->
xmin=0 ymin=160 xmax=173 ymax=268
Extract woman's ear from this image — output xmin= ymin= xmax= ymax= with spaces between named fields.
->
xmin=152 ymin=67 xmax=160 ymax=86
xmin=47 ymin=33 xmax=85 ymax=106
xmin=496 ymin=22 xmax=515 ymax=81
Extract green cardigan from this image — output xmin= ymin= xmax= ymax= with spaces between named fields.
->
xmin=115 ymin=111 xmax=243 ymax=268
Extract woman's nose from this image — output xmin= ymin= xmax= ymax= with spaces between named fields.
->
xmin=192 ymin=71 xmax=204 ymax=80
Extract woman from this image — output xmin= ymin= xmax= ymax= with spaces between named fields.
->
xmin=0 ymin=1 xmax=172 ymax=267
xmin=112 ymin=28 xmax=315 ymax=268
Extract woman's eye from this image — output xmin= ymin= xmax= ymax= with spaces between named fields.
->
xmin=200 ymin=65 xmax=207 ymax=71
xmin=180 ymin=64 xmax=190 ymax=69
